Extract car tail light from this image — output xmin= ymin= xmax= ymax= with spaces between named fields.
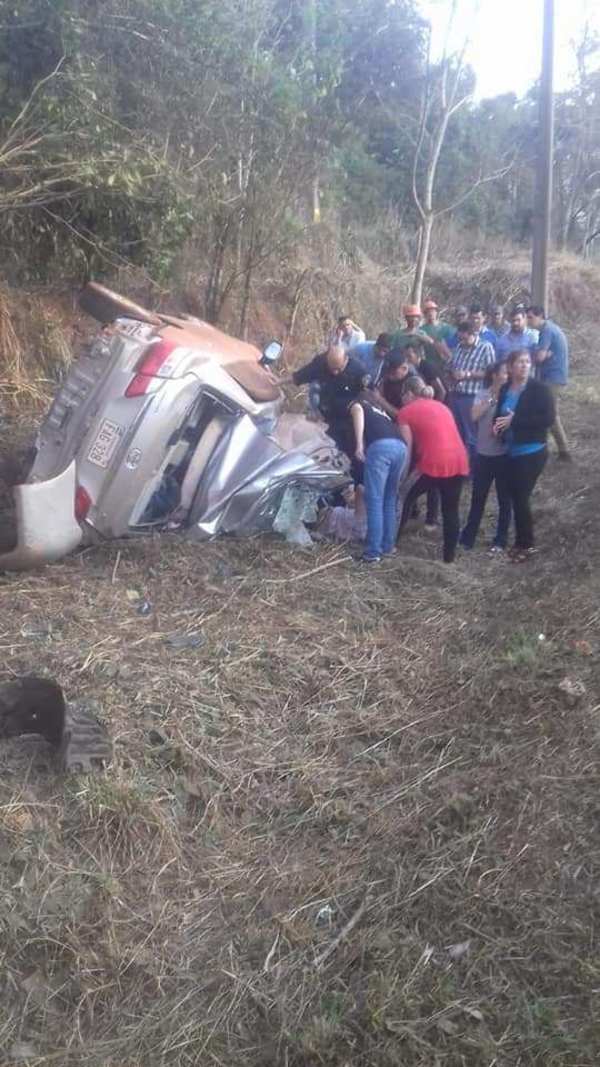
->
xmin=125 ymin=339 xmax=178 ymax=397
xmin=75 ymin=484 xmax=92 ymax=521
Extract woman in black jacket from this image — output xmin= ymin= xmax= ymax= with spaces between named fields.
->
xmin=493 ymin=348 xmax=555 ymax=562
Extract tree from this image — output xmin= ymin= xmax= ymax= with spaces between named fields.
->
xmin=408 ymin=13 xmax=515 ymax=304
xmin=554 ymin=28 xmax=600 ymax=256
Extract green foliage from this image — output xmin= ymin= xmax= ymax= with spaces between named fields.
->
xmin=0 ymin=0 xmax=430 ymax=295
xmin=0 ymin=0 xmax=598 ymax=305
xmin=504 ymin=630 xmax=547 ymax=669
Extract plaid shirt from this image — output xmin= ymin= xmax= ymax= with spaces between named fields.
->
xmin=449 ymin=340 xmax=495 ymax=396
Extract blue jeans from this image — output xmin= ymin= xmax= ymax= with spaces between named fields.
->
xmin=364 ymin=438 xmax=408 ymax=558
xmin=448 ymin=392 xmax=477 ymax=470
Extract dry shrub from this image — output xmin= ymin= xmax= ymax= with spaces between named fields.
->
xmin=548 ymin=255 xmax=600 ymax=325
xmin=0 ymin=286 xmax=73 ymax=412
xmin=0 ymin=286 xmax=29 ymax=406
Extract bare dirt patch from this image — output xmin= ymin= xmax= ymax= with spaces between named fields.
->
xmin=1 ymin=332 xmax=599 ymax=1066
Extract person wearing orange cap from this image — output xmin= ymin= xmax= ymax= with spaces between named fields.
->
xmin=390 ymin=304 xmax=439 ymax=362
xmin=421 ymin=300 xmax=454 ymax=349
xmin=420 ymin=298 xmax=454 ymax=380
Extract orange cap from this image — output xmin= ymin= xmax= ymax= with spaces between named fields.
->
xmin=403 ymin=304 xmax=422 ymax=317
xmin=422 ymin=299 xmax=438 ymax=310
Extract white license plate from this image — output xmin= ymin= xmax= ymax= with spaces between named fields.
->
xmin=87 ymin=418 xmax=124 ymax=468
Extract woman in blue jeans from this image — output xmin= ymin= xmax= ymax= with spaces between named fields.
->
xmin=350 ymin=398 xmax=408 ymax=563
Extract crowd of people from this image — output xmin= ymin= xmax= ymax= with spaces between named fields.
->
xmin=284 ymin=303 xmax=569 ymax=564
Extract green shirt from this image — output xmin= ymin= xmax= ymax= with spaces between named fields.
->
xmin=390 ymin=327 xmax=446 ymax=377
xmin=421 ymin=322 xmax=455 ymax=345
xmin=389 ymin=328 xmax=430 ymax=354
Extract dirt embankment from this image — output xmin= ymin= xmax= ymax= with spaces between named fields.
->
xmin=0 ymin=256 xmax=600 ymax=1066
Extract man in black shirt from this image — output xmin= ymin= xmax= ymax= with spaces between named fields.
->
xmin=285 ymin=344 xmax=368 ymax=460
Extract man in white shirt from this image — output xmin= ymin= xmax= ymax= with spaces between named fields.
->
xmin=329 ymin=315 xmax=366 ymax=352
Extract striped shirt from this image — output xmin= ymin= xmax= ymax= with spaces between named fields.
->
xmin=448 ymin=340 xmax=495 ymax=396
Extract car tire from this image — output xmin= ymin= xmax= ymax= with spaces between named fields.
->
xmin=79 ymin=283 xmax=162 ymax=326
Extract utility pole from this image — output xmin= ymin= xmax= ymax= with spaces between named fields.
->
xmin=308 ymin=0 xmax=321 ymax=223
xmin=531 ymin=0 xmax=555 ymax=309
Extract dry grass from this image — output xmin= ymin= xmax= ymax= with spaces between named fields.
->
xmin=0 ymin=286 xmax=73 ymax=413
xmin=1 ymin=274 xmax=600 ymax=1065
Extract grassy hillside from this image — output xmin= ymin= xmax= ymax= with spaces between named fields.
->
xmin=1 ymin=259 xmax=599 ymax=1065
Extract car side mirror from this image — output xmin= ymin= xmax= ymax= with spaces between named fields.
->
xmin=261 ymin=340 xmax=283 ymax=367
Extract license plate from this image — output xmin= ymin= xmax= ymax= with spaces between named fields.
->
xmin=87 ymin=418 xmax=124 ymax=468
xmin=117 ymin=320 xmax=153 ymax=339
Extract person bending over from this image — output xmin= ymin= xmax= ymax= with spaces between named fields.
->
xmin=373 ymin=351 xmax=419 ymax=412
xmin=284 ymin=344 xmax=367 ymax=459
xmin=396 ymin=378 xmax=469 ymax=563
xmin=404 ymin=343 xmax=446 ymax=402
xmin=350 ymin=397 xmax=408 ymax=564
xmin=493 ymin=348 xmax=555 ymax=563
xmin=351 ymin=332 xmax=393 ymax=387
xmin=375 ymin=352 xmax=439 ymax=529
xmin=460 ymin=361 xmax=512 ymax=555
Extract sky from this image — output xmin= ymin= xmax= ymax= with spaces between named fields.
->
xmin=419 ymin=0 xmax=600 ymax=100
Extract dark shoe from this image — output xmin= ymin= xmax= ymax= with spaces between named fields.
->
xmin=359 ymin=554 xmax=382 ymax=565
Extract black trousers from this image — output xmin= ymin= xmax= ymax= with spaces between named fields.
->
xmin=401 ymin=474 xmax=465 ymax=562
xmin=506 ymin=448 xmax=547 ymax=549
xmin=460 ymin=453 xmax=511 ymax=548
xmin=409 ymin=488 xmax=440 ymax=523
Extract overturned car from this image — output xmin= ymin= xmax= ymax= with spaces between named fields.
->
xmin=0 ymin=284 xmax=349 ymax=570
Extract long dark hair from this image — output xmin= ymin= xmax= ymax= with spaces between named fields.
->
xmin=484 ymin=361 xmax=507 ymax=388
xmin=505 ymin=347 xmax=531 ymax=369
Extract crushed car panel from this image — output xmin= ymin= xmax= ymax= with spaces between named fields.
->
xmin=4 ymin=284 xmax=349 ymax=568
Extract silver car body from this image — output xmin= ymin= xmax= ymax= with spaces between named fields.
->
xmin=0 ymin=292 xmax=348 ymax=569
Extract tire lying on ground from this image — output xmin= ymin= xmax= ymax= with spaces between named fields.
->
xmin=0 ymin=676 xmax=112 ymax=773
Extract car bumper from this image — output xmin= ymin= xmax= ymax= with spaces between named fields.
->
xmin=0 ymin=461 xmax=83 ymax=572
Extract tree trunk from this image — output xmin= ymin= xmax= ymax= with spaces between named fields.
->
xmin=286 ymin=269 xmax=310 ymax=341
xmin=239 ymin=207 xmax=257 ymax=339
xmin=239 ymin=262 xmax=252 ymax=339
xmin=308 ymin=0 xmax=321 ymax=223
xmin=411 ymin=213 xmax=433 ymax=305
